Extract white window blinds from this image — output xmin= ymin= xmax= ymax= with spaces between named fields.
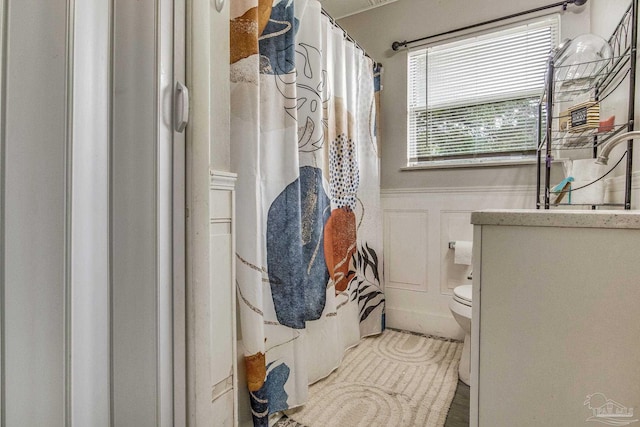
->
xmin=407 ymin=16 xmax=559 ymax=163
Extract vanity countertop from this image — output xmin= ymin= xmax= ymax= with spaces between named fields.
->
xmin=471 ymin=209 xmax=640 ymax=229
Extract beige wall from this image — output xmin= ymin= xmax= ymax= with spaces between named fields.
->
xmin=339 ymin=0 xmax=591 ymax=190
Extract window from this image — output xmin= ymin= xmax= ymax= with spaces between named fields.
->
xmin=407 ymin=16 xmax=559 ymax=165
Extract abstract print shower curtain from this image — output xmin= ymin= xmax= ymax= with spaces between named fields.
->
xmin=230 ymin=1 xmax=384 ymax=424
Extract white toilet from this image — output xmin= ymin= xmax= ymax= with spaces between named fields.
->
xmin=449 ymin=284 xmax=472 ymax=386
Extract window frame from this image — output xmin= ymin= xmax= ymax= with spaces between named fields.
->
xmin=405 ymin=14 xmax=560 ymax=169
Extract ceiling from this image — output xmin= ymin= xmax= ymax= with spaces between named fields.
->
xmin=320 ymin=0 xmax=399 ymax=19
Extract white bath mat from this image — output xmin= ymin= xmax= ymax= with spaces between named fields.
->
xmin=280 ymin=329 xmax=462 ymax=427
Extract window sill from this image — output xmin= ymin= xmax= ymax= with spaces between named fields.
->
xmin=401 ymin=156 xmax=539 ymax=171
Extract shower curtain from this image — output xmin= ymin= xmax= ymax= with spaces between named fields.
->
xmin=230 ymin=1 xmax=384 ymax=424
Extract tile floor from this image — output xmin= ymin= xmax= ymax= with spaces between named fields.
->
xmin=444 ymin=380 xmax=470 ymax=427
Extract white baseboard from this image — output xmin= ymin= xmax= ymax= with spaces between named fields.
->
xmin=386 ymin=307 xmax=464 ymax=340
xmin=268 ymin=413 xmax=285 ymax=427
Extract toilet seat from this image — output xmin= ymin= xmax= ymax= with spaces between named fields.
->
xmin=453 ymin=285 xmax=472 ymax=307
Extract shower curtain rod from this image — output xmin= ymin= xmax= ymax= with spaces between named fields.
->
xmin=321 ymin=8 xmax=380 ymax=67
xmin=391 ymin=0 xmax=588 ymax=51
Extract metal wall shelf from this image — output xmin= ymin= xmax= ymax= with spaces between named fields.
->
xmin=536 ymin=0 xmax=638 ymax=210
xmin=540 ymin=123 xmax=631 ymax=150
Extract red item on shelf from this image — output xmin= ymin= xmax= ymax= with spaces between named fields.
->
xmin=598 ymin=115 xmax=615 ymax=133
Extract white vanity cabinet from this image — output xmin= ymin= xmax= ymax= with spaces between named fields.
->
xmin=470 ymin=210 xmax=640 ymax=427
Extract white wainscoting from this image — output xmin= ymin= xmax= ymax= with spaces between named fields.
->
xmin=605 ymin=171 xmax=640 ymax=208
xmin=384 ymin=210 xmax=429 ymax=291
xmin=382 ymin=185 xmax=536 ymax=339
xmin=188 ymin=170 xmax=238 ymax=427
xmin=209 ymin=171 xmax=238 ymax=427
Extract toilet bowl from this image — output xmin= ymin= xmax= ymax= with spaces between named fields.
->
xmin=449 ymin=284 xmax=472 ymax=386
